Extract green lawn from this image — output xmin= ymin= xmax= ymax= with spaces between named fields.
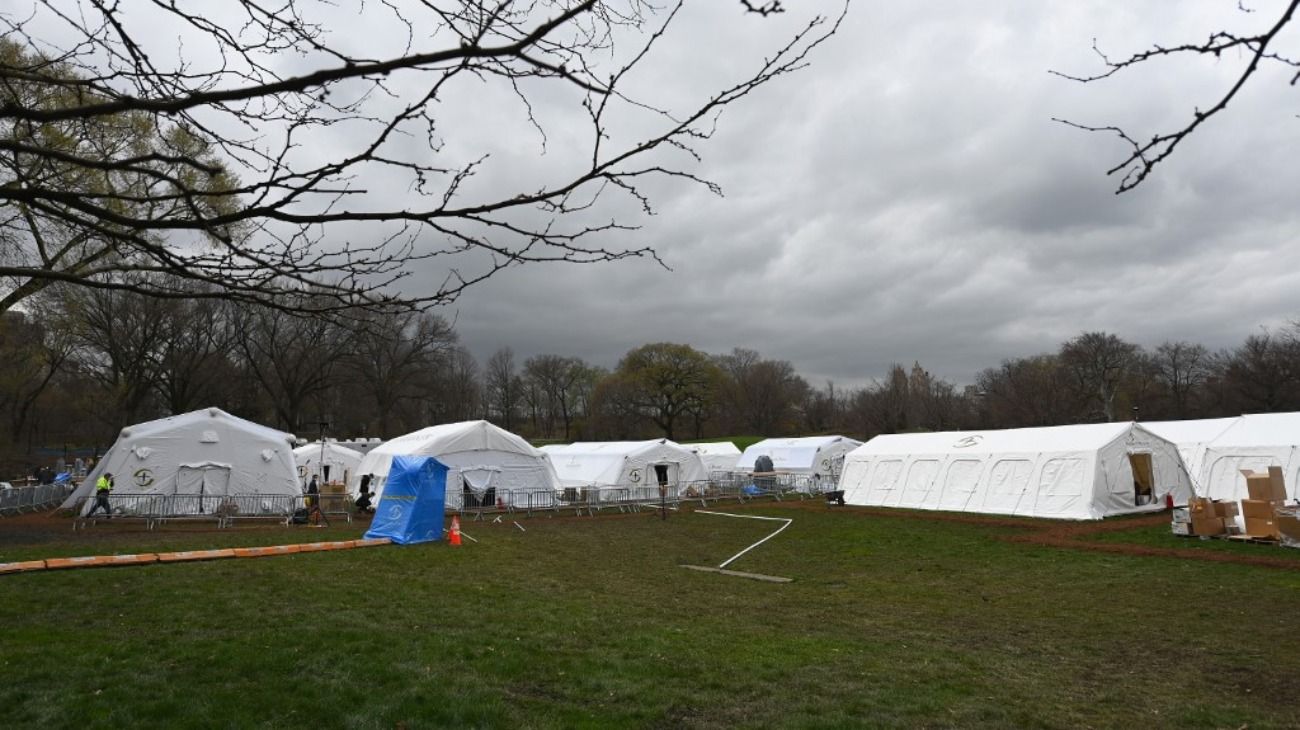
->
xmin=3 ymin=504 xmax=1299 ymax=729
xmin=684 ymin=435 xmax=765 ymax=451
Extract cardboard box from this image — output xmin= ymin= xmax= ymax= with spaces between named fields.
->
xmin=1171 ymin=507 xmax=1191 ymax=525
xmin=1241 ymin=499 xmax=1277 ymax=520
xmin=1244 ymin=516 xmax=1279 ymax=539
xmin=1190 ymin=513 xmax=1225 ymax=537
xmin=1241 ymin=468 xmax=1288 ymax=502
xmin=1269 ymin=465 xmax=1287 ymax=500
xmin=1276 ymin=513 xmax=1300 ymax=548
xmin=1214 ymin=501 xmax=1240 ymax=520
xmin=1170 ymin=521 xmax=1192 ymax=536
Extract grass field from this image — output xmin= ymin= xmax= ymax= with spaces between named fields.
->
xmin=3 ymin=503 xmax=1300 ymax=729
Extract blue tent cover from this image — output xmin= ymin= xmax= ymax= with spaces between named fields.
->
xmin=363 ymin=455 xmax=448 ymax=545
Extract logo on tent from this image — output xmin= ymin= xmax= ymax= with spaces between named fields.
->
xmin=387 ymin=504 xmax=402 ymax=520
xmin=133 ymin=468 xmax=154 ymax=487
xmin=953 ymin=435 xmax=984 ymax=448
xmin=629 ymin=469 xmax=642 ymax=482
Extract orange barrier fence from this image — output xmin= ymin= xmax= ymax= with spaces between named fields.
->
xmin=0 ymin=538 xmax=391 ymax=576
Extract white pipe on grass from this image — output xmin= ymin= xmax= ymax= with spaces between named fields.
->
xmin=695 ymin=510 xmax=793 ymax=569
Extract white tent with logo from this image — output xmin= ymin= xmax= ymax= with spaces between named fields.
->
xmin=735 ymin=436 xmax=863 ymax=476
xmin=60 ymin=407 xmax=300 ymax=515
xmin=687 ymin=442 xmax=742 ymax=474
xmin=540 ymin=439 xmax=708 ymax=498
xmin=351 ymin=420 xmax=559 ymax=510
xmin=293 ymin=441 xmax=363 ymax=487
xmin=839 ymin=422 xmax=1193 ymax=520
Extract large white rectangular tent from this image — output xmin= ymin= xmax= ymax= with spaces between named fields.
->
xmin=1141 ymin=417 xmax=1239 ymax=494
xmin=1194 ymin=413 xmax=1300 ymax=502
xmin=540 ymin=439 xmax=707 ymax=498
xmin=839 ymin=422 xmax=1193 ymax=520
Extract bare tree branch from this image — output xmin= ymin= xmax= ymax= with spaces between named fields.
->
xmin=1053 ymin=0 xmax=1299 ymax=193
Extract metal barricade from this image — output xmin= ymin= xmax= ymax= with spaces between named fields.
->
xmin=526 ymin=489 xmax=558 ymax=517
xmin=75 ymin=493 xmax=165 ymax=529
xmin=220 ymin=493 xmax=299 ymax=526
xmin=321 ymin=493 xmax=353 ymax=524
xmin=0 ymin=487 xmax=20 ymax=514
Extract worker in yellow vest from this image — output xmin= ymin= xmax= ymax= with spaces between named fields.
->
xmin=87 ymin=472 xmax=114 ymax=518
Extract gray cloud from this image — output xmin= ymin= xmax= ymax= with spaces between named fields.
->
xmin=408 ymin=1 xmax=1300 ymax=387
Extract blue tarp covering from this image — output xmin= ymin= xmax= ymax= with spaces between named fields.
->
xmin=363 ymin=455 xmax=448 ymax=545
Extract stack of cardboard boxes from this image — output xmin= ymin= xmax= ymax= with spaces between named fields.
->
xmin=1182 ymin=497 xmax=1239 ymax=537
xmin=1239 ymin=467 xmax=1287 ymax=539
xmin=320 ymin=481 xmax=348 ymax=513
xmin=1174 ymin=466 xmax=1300 ymax=546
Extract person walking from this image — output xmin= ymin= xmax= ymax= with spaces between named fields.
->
xmin=87 ymin=472 xmax=114 ymax=518
xmin=306 ymin=476 xmax=326 ymax=527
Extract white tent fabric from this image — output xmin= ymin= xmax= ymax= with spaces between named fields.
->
xmin=60 ymin=407 xmax=299 ymax=514
xmin=293 ymin=442 xmax=363 ymax=486
xmin=1141 ymin=417 xmax=1239 ymax=492
xmin=352 ymin=420 xmax=558 ymax=509
xmin=687 ymin=442 xmax=742 ymax=474
xmin=1196 ymin=413 xmax=1300 ymax=503
xmin=839 ymin=422 xmax=1193 ymax=520
xmin=540 ymin=439 xmax=708 ymax=497
xmin=735 ymin=436 xmax=863 ymax=475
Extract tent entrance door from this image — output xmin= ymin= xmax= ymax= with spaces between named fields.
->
xmin=1128 ymin=453 xmax=1154 ymax=506
xmin=654 ymin=464 xmax=674 ymax=487
xmin=175 ymin=465 xmax=232 ymax=513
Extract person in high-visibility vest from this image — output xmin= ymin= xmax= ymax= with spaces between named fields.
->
xmin=87 ymin=472 xmax=114 ymax=518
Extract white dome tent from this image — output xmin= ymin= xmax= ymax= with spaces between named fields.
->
xmin=540 ymin=439 xmax=708 ymax=499
xmin=352 ymin=420 xmax=558 ymax=511
xmin=839 ymin=422 xmax=1194 ymax=520
xmin=60 ymin=407 xmax=300 ymax=515
xmin=293 ymin=441 xmax=363 ymax=487
xmin=736 ymin=436 xmax=863 ymax=492
xmin=687 ymin=442 xmax=743 ymax=475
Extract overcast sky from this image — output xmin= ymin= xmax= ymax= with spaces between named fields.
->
xmin=50 ymin=0 xmax=1297 ymax=389
xmin=410 ymin=1 xmax=1300 ymax=388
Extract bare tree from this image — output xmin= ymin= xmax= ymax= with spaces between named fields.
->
xmin=1217 ymin=329 xmax=1300 ymax=412
xmin=975 ymin=354 xmax=1084 ymax=428
xmin=344 ymin=309 xmax=456 ymax=437
xmin=1 ymin=2 xmax=844 ymax=314
xmin=522 ymin=354 xmax=593 ymax=440
xmin=1054 ymin=2 xmax=1300 ymax=192
xmin=153 ymin=294 xmax=240 ymax=414
xmin=63 ymin=281 xmax=172 ymax=428
xmin=1152 ymin=340 xmax=1211 ymax=418
xmin=0 ymin=306 xmax=72 ymax=443
xmin=426 ymin=346 xmax=481 ymax=423
xmin=1060 ymin=332 xmax=1140 ymax=422
xmin=233 ymin=298 xmax=351 ymax=430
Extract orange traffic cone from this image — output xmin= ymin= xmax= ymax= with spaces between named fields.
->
xmin=449 ymin=515 xmax=462 ymax=547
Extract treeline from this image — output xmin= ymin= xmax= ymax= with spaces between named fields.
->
xmin=4 ymin=282 xmax=1299 ymax=470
